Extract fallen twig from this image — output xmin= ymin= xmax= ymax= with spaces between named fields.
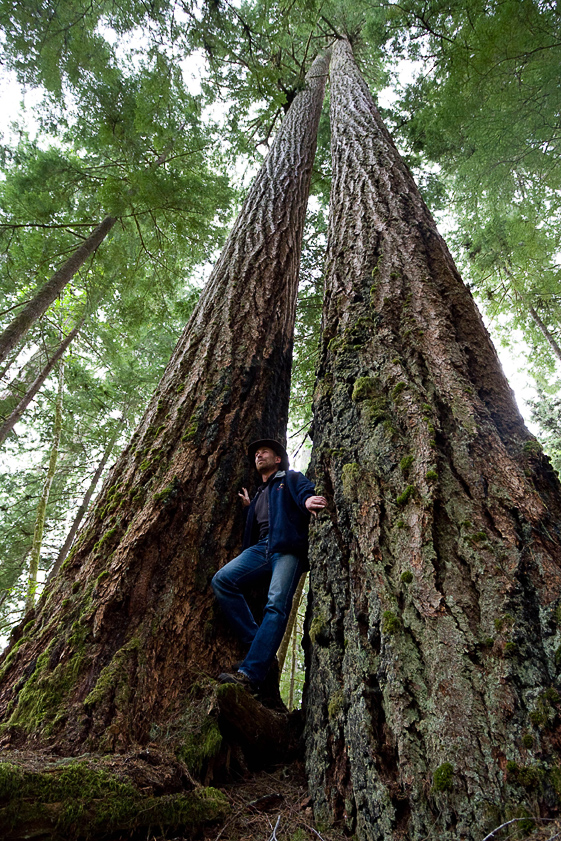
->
xmin=268 ymin=814 xmax=281 ymax=840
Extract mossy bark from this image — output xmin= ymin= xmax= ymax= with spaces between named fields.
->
xmin=0 ymin=53 xmax=329 ymax=761
xmin=304 ymin=39 xmax=561 ymax=841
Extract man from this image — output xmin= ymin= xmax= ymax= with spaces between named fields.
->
xmin=212 ymin=439 xmax=327 ymax=695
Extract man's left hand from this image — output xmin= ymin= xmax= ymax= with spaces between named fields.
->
xmin=305 ymin=495 xmax=328 ymax=516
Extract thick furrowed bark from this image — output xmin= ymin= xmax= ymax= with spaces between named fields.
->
xmin=0 ymin=53 xmax=329 ymax=759
xmin=0 ymin=216 xmax=115 ymax=367
xmin=305 ymin=39 xmax=561 ymax=841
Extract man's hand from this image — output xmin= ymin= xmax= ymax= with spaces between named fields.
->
xmin=305 ymin=495 xmax=328 ymax=516
xmin=238 ymin=487 xmax=251 ymax=507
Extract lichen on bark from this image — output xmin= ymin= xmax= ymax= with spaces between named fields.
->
xmin=305 ymin=38 xmax=561 ymax=841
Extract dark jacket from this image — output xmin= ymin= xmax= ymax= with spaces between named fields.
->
xmin=242 ymin=470 xmax=315 ymax=561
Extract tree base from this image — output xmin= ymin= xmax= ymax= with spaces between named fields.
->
xmin=0 ymin=682 xmax=303 ymax=839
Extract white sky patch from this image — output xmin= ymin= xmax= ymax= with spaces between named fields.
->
xmin=0 ymin=66 xmax=42 ymax=143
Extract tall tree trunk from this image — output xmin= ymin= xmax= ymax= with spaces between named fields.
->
xmin=49 ymin=423 xmax=123 ymax=579
xmin=526 ymin=301 xmax=561 ymax=364
xmin=0 ymin=215 xmax=115 ymax=367
xmin=0 ymin=53 xmax=329 ymax=760
xmin=304 ymin=39 xmax=561 ymax=841
xmin=0 ymin=317 xmax=84 ymax=447
xmin=25 ymin=360 xmax=64 ymax=611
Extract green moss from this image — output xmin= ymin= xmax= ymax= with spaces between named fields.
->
xmin=421 ymin=403 xmax=432 ymax=414
xmin=528 ymin=688 xmax=560 ymax=730
xmin=7 ymin=643 xmax=84 ymax=734
xmin=391 ymin=382 xmax=406 ymax=399
xmin=0 ymin=637 xmax=28 ymax=682
xmin=425 ymin=469 xmax=438 ymax=482
xmin=309 ymin=614 xmax=328 ymax=645
xmin=364 ymin=397 xmax=389 ymax=424
xmin=522 ymin=439 xmax=542 ymax=455
xmin=504 ymin=641 xmax=518 ymax=656
xmin=182 ymin=417 xmax=198 ymax=442
xmin=509 ymin=763 xmax=543 ymax=789
xmin=0 ymin=761 xmax=228 ymax=835
xmin=328 ymin=690 xmax=345 ymax=720
xmin=176 ymin=718 xmax=223 ymax=774
xmin=521 ymin=733 xmax=534 ymax=749
xmin=95 ymin=571 xmax=109 ymax=585
xmin=154 ymin=477 xmax=181 ymax=504
xmin=352 ymin=376 xmax=377 ymax=402
xmin=509 ymin=805 xmax=534 ymax=834
xmin=176 ymin=382 xmax=185 ymax=393
xmin=382 ymin=610 xmax=401 ymax=634
xmin=432 ymin=762 xmax=454 ymax=792
xmin=396 ymin=519 xmax=405 ymax=529
xmin=93 ymin=527 xmax=117 ymax=554
xmin=400 ymin=570 xmax=413 ymax=584
xmin=550 ymin=765 xmax=561 ymax=797
xmin=506 ymin=760 xmax=519 ymax=781
xmin=341 ymin=463 xmax=362 ymax=501
xmin=140 ymin=459 xmax=150 ymax=471
xmin=396 ymin=485 xmax=415 ymax=506
xmin=399 ymin=454 xmax=414 ymax=474
xmin=84 ymin=638 xmax=141 ymax=710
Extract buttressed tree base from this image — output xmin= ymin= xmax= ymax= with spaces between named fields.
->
xmin=305 ymin=38 xmax=561 ymax=841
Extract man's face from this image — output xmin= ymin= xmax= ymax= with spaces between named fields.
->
xmin=255 ymin=447 xmax=281 ymax=473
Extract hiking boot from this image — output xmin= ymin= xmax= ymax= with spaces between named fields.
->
xmin=218 ymin=670 xmax=259 ymax=695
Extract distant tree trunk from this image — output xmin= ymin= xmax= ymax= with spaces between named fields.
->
xmin=0 ymin=317 xmax=84 ymax=447
xmin=527 ymin=302 xmax=561 ymax=364
xmin=0 ymin=52 xmax=329 ymax=760
xmin=305 ymin=39 xmax=561 ymax=841
xmin=49 ymin=423 xmax=123 ymax=579
xmin=277 ymin=572 xmax=306 ymax=673
xmin=25 ymin=361 xmax=64 ymax=611
xmin=0 ymin=215 xmax=115 ymax=367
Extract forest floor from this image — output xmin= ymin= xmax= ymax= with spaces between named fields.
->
xmin=197 ymin=761 xmax=347 ymax=841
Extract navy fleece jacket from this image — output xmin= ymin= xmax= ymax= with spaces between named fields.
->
xmin=242 ymin=470 xmax=315 ymax=561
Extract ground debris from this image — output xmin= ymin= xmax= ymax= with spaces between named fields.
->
xmin=195 ymin=762 xmax=347 ymax=841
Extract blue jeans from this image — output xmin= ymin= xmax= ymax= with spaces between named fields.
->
xmin=211 ymin=538 xmax=304 ymax=683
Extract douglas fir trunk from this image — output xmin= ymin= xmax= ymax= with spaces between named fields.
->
xmin=305 ymin=39 xmax=561 ymax=841
xmin=0 ymin=53 xmax=328 ymax=763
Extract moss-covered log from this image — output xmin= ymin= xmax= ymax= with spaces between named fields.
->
xmin=305 ymin=38 xmax=561 ymax=841
xmin=0 ymin=750 xmax=228 ymax=840
xmin=0 ymin=52 xmax=329 ymax=762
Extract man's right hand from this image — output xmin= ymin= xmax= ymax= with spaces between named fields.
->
xmin=238 ymin=487 xmax=251 ymax=507
xmin=305 ymin=495 xmax=328 ymax=516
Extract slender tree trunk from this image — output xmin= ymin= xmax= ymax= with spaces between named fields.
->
xmin=0 ymin=215 xmax=115 ymax=367
xmin=527 ymin=302 xmax=561 ymax=363
xmin=49 ymin=424 xmax=122 ymax=579
xmin=0 ymin=53 xmax=329 ymax=761
xmin=304 ymin=39 xmax=561 ymax=841
xmin=0 ymin=317 xmax=84 ymax=447
xmin=278 ymin=571 xmax=306 ymax=673
xmin=25 ymin=361 xmax=64 ymax=611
